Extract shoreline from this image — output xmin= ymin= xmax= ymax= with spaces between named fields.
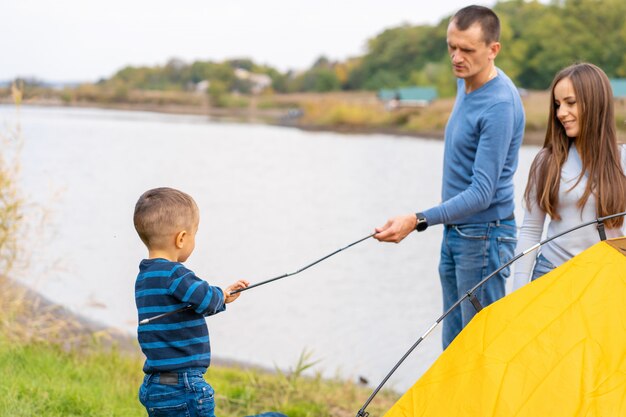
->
xmin=1 ymin=276 xmax=296 ymax=374
xmin=1 ymin=275 xmax=139 ymax=354
xmin=4 ymin=99 xmax=547 ymax=146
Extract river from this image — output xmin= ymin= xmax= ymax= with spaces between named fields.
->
xmin=1 ymin=104 xmax=539 ymax=393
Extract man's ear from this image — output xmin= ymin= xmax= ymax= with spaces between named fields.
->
xmin=489 ymin=41 xmax=501 ymax=60
xmin=175 ymin=230 xmax=187 ymax=249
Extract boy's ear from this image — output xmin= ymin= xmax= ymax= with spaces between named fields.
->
xmin=175 ymin=230 xmax=187 ymax=249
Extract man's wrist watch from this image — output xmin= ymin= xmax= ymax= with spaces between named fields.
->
xmin=415 ymin=212 xmax=428 ymax=232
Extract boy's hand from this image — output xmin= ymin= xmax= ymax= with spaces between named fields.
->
xmin=224 ymin=279 xmax=250 ymax=303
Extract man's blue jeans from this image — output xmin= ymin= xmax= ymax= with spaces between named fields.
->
xmin=439 ymin=219 xmax=517 ymax=349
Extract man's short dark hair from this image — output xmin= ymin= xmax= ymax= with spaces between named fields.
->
xmin=452 ymin=5 xmax=500 ymax=44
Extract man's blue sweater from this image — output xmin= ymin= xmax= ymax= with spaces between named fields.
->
xmin=423 ymin=69 xmax=525 ymax=225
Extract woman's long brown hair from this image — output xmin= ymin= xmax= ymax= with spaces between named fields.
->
xmin=524 ymin=63 xmax=626 ymax=229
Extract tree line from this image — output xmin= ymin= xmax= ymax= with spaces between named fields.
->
xmin=97 ymin=0 xmax=626 ymax=97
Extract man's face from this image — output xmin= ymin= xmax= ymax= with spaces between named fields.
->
xmin=446 ymin=21 xmax=498 ymax=81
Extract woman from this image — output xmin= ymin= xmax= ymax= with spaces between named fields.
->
xmin=513 ymin=63 xmax=626 ymax=290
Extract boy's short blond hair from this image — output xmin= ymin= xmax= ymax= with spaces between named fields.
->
xmin=133 ymin=187 xmax=199 ymax=249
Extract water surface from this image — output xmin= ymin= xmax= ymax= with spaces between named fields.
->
xmin=1 ymin=105 xmax=539 ymax=393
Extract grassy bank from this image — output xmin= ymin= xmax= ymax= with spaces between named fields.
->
xmin=0 ymin=333 xmax=398 ymax=417
xmin=0 ymin=337 xmax=144 ymax=416
xmin=0 ymin=278 xmax=399 ymax=417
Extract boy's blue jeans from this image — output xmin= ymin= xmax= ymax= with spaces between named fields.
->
xmin=139 ymin=368 xmax=288 ymax=417
xmin=439 ymin=219 xmax=517 ymax=349
xmin=139 ymin=368 xmax=215 ymax=417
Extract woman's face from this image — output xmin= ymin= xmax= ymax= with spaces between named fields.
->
xmin=554 ymin=77 xmax=580 ymax=138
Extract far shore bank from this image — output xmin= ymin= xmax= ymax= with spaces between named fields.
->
xmin=2 ymin=98 xmax=549 ymax=145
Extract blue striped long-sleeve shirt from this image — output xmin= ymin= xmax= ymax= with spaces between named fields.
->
xmin=135 ymin=258 xmax=225 ymax=373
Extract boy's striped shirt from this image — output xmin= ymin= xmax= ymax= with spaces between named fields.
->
xmin=135 ymin=258 xmax=225 ymax=373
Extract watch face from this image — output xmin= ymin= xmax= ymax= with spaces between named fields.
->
xmin=416 ymin=213 xmax=428 ymax=232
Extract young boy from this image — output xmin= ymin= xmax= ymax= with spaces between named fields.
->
xmin=133 ymin=187 xmax=249 ymax=417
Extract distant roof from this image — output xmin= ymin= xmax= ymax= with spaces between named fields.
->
xmin=377 ymin=89 xmax=397 ymax=101
xmin=377 ymin=86 xmax=438 ymax=102
xmin=396 ymin=86 xmax=438 ymax=102
xmin=610 ymin=79 xmax=626 ymax=98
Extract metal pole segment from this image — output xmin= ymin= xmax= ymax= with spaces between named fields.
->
xmin=230 ymin=233 xmax=375 ymax=295
xmin=421 ymin=322 xmax=439 ymax=339
xmin=139 ymin=305 xmax=192 ymax=325
xmin=522 ymin=242 xmax=541 ymax=255
xmin=228 ymin=273 xmax=290 ymax=295
xmin=356 ymin=334 xmax=428 ymax=417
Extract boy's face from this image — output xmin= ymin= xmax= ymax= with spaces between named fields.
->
xmin=178 ymin=219 xmax=199 ymax=263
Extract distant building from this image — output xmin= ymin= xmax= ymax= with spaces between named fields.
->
xmin=234 ymin=68 xmax=272 ymax=94
xmin=377 ymin=89 xmax=398 ymax=101
xmin=378 ymin=86 xmax=438 ymax=109
xmin=610 ymin=79 xmax=626 ymax=99
xmin=194 ymin=80 xmax=210 ymax=94
xmin=396 ymin=87 xmax=438 ymax=106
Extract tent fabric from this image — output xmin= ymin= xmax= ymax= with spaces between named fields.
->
xmin=384 ymin=237 xmax=626 ymax=417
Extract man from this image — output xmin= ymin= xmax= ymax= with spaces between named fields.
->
xmin=374 ymin=5 xmax=525 ymax=349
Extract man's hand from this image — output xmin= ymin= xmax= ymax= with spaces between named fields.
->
xmin=374 ymin=213 xmax=417 ymax=243
xmin=224 ymin=279 xmax=250 ymax=303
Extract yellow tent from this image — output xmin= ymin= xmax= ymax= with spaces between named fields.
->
xmin=385 ymin=238 xmax=626 ymax=417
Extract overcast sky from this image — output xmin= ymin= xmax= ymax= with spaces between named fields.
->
xmin=4 ymin=0 xmax=496 ymax=82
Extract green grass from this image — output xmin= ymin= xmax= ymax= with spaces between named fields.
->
xmin=0 ymin=338 xmax=145 ymax=416
xmin=0 ymin=335 xmax=398 ymax=417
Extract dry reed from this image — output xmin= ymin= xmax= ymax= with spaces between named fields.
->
xmin=0 ymin=85 xmax=122 ymax=352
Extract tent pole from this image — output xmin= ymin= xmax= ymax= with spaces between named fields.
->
xmin=356 ymin=211 xmax=626 ymax=416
